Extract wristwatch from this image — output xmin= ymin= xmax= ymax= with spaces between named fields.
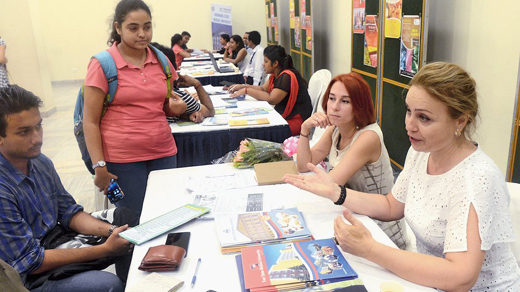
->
xmin=92 ymin=160 xmax=106 ymax=170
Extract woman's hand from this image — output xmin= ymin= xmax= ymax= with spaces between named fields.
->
xmin=230 ymin=88 xmax=246 ymax=98
xmin=334 ymin=209 xmax=376 ymax=258
xmin=189 ymin=111 xmax=204 ymax=123
xmin=228 ymin=84 xmax=246 ymax=93
xmin=177 ymin=74 xmax=200 ymax=88
xmin=302 ymin=112 xmax=331 ymax=132
xmin=283 ymin=162 xmax=338 ymax=201
xmin=94 ymin=168 xmax=118 ymax=195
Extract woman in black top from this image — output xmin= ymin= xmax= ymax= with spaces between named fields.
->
xmin=230 ymin=45 xmax=312 ymax=136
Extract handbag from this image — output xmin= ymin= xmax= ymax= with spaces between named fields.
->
xmin=138 ymin=245 xmax=186 ymax=272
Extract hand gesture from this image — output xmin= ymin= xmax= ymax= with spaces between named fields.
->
xmin=228 ymin=84 xmax=246 ymax=93
xmin=230 ymin=88 xmax=246 ymax=98
xmin=283 ymin=163 xmax=338 ymax=201
xmin=177 ymin=74 xmax=200 ymax=88
xmin=94 ymin=168 xmax=118 ymax=195
xmin=103 ymin=225 xmax=134 ymax=257
xmin=334 ymin=209 xmax=375 ymax=258
xmin=302 ymin=112 xmax=331 ymax=132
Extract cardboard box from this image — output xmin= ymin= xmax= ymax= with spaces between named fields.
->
xmin=254 ymin=160 xmax=298 ymax=185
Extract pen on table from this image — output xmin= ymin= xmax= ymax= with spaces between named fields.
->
xmin=191 ymin=258 xmax=202 ymax=288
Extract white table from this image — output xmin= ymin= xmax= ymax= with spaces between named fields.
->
xmin=126 ymin=164 xmax=436 ymax=292
xmin=184 ymin=53 xmax=224 ymax=62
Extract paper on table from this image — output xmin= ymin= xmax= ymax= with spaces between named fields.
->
xmin=209 ymin=95 xmax=231 ymax=108
xmin=126 ymin=272 xmax=184 ymax=292
xmin=190 ymin=48 xmax=204 ymax=55
xmin=185 ymin=169 xmax=258 ymax=193
xmin=193 ymin=189 xmax=284 ymax=219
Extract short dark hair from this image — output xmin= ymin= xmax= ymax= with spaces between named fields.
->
xmin=0 ymin=85 xmax=42 ymax=137
xmin=181 ymin=31 xmax=191 ymax=37
xmin=108 ymin=0 xmax=152 ymax=46
xmin=248 ymin=31 xmax=261 ymax=45
xmin=220 ymin=34 xmax=230 ymax=42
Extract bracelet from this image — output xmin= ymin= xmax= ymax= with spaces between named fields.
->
xmin=334 ymin=185 xmax=347 ymax=205
xmin=300 ymin=132 xmax=309 ymax=138
xmin=194 ymin=83 xmax=202 ymax=90
xmin=108 ymin=224 xmax=118 ymax=236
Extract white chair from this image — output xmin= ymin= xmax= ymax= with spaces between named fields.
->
xmin=506 ymin=182 xmax=520 ymax=266
xmin=307 ymin=69 xmax=332 ymax=114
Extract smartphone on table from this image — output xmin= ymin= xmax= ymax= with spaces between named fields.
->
xmin=107 ymin=179 xmax=124 ymax=204
xmin=166 ymin=232 xmax=191 ymax=257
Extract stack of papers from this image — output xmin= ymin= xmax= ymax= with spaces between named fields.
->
xmin=214 ymin=207 xmax=312 ymax=253
xmin=237 ymin=238 xmax=362 ymax=292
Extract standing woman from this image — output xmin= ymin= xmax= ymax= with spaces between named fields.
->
xmin=83 ymin=0 xmax=187 ymax=213
xmin=296 ymin=73 xmax=408 ymax=249
xmin=0 ymin=36 xmax=8 ymax=88
xmin=171 ymin=33 xmax=190 ymax=69
xmin=223 ymin=35 xmax=248 ymax=73
xmin=230 ymin=45 xmax=312 ymax=136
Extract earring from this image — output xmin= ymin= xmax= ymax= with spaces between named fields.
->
xmin=455 ymin=128 xmax=462 ymax=137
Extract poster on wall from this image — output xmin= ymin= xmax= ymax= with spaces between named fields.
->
xmin=274 ymin=17 xmax=279 ymax=42
xmin=300 ymin=0 xmax=306 ymax=28
xmin=399 ymin=15 xmax=421 ymax=78
xmin=353 ymin=0 xmax=366 ymax=34
xmin=266 ymin=4 xmax=271 ymax=42
xmin=305 ymin=15 xmax=312 ymax=50
xmin=384 ymin=0 xmax=402 ymax=39
xmin=211 ymin=4 xmax=232 ymax=51
xmin=270 ymin=3 xmax=275 ymax=42
xmin=364 ymin=15 xmax=378 ymax=68
xmin=290 ymin=0 xmax=295 ymax=29
xmin=294 ymin=16 xmax=301 ymax=48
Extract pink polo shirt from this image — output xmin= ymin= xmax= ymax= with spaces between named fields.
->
xmin=172 ymin=44 xmax=185 ymax=68
xmin=84 ymin=42 xmax=178 ymax=163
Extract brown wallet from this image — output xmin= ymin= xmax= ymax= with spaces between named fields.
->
xmin=138 ymin=245 xmax=186 ymax=272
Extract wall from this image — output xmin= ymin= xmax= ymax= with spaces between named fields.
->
xmin=427 ymin=0 xmax=520 ymax=174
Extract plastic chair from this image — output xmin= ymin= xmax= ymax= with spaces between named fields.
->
xmin=307 ymin=69 xmax=332 ymax=114
xmin=506 ymin=182 xmax=520 ymax=267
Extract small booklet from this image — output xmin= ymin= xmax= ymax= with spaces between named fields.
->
xmin=202 ymin=116 xmax=228 ymax=126
xmin=229 ymin=118 xmax=269 ymax=127
xmin=214 ymin=207 xmax=312 ymax=253
xmin=126 ymin=272 xmax=183 ymax=292
xmin=229 ymin=107 xmax=270 ymax=117
xmin=240 ymin=238 xmax=359 ymax=292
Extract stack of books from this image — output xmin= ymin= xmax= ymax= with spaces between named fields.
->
xmin=236 ymin=238 xmax=366 ymax=292
xmin=214 ymin=208 xmax=313 ymax=254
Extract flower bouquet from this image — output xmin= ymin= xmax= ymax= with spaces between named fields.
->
xmin=233 ymin=138 xmax=292 ymax=168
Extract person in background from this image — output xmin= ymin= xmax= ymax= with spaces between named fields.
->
xmin=84 ymin=0 xmax=187 ymax=214
xmin=171 ymin=33 xmax=190 ymax=69
xmin=296 ymin=72 xmax=408 ymax=249
xmin=223 ymin=35 xmax=248 ymax=74
xmin=0 ymin=36 xmax=9 ymax=88
xmin=284 ymin=62 xmax=520 ymax=291
xmin=180 ymin=31 xmax=193 ymax=53
xmin=202 ymin=34 xmax=230 ymax=55
xmin=242 ymin=30 xmax=264 ymax=85
xmin=243 ymin=31 xmax=251 ymax=53
xmin=230 ymin=45 xmax=311 ymax=136
xmin=0 ymin=85 xmax=137 ymax=291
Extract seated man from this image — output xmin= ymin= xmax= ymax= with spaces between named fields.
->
xmin=0 ymin=85 xmax=137 ymax=292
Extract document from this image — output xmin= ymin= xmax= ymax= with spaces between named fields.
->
xmin=127 ymin=272 xmax=183 ymax=292
xmin=185 ymin=169 xmax=258 ymax=193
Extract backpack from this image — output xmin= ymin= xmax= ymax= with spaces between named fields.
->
xmin=73 ymin=45 xmax=173 ymax=174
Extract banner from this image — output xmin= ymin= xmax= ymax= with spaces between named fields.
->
xmin=384 ymin=0 xmax=402 ymax=38
xmin=364 ymin=15 xmax=378 ymax=68
xmin=353 ymin=0 xmax=366 ymax=34
xmin=399 ymin=15 xmax=421 ymax=78
xmin=211 ymin=4 xmax=233 ymax=51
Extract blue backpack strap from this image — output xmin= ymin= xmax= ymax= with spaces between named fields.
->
xmin=92 ymin=50 xmax=118 ymax=104
xmin=148 ymin=44 xmax=172 ymax=99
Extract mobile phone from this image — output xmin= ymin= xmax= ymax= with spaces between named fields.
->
xmin=107 ymin=179 xmax=124 ymax=204
xmin=219 ymin=80 xmax=235 ymax=86
xmin=166 ymin=232 xmax=191 ymax=257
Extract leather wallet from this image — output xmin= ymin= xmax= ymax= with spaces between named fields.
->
xmin=138 ymin=245 xmax=186 ymax=272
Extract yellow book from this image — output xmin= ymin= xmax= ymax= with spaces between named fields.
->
xmin=229 ymin=118 xmax=269 ymax=127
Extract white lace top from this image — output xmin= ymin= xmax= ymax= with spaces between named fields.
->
xmin=393 ymin=146 xmax=520 ymax=291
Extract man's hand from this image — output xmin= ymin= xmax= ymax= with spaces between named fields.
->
xmin=102 ymin=225 xmax=134 ymax=257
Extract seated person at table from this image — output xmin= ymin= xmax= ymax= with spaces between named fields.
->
xmin=230 ymin=45 xmax=312 ymax=136
xmin=180 ymin=31 xmax=193 ymax=53
xmin=223 ymin=35 xmax=248 ymax=73
xmin=0 ymin=85 xmax=138 ymax=291
xmin=297 ymin=73 xmax=408 ymax=249
xmin=242 ymin=31 xmax=264 ymax=85
xmin=171 ymin=33 xmax=190 ymax=69
xmin=284 ymin=62 xmax=520 ymax=291
xmin=202 ymin=34 xmax=230 ymax=55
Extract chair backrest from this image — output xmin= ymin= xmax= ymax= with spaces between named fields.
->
xmin=506 ymin=182 xmax=520 ymax=267
xmin=308 ymin=69 xmax=332 ymax=114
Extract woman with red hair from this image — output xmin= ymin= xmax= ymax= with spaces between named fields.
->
xmin=297 ymin=72 xmax=408 ymax=249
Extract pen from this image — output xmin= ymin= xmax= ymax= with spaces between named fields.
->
xmin=191 ymin=258 xmax=201 ymax=288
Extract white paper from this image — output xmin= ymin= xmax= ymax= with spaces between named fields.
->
xmin=190 ymin=48 xmax=204 ymax=55
xmin=126 ymin=272 xmax=183 ymax=292
xmin=185 ymin=169 xmax=258 ymax=193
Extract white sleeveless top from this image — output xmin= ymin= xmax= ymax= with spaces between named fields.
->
xmin=393 ymin=146 xmax=520 ymax=290
xmin=328 ymin=123 xmax=408 ymax=249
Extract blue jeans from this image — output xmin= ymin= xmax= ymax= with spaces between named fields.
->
xmin=107 ymin=155 xmax=177 ymax=214
xmin=30 ymin=270 xmax=124 ymax=292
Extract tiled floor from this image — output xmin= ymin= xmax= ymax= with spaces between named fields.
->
xmin=42 ymin=82 xmax=104 ymax=213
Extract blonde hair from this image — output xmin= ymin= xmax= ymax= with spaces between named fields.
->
xmin=409 ymin=62 xmax=478 ymax=138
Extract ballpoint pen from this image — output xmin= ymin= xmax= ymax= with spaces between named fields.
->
xmin=191 ymin=258 xmax=202 ymax=288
